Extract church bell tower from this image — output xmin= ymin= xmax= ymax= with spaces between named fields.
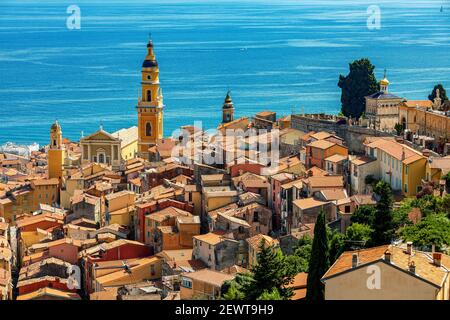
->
xmin=222 ymin=91 xmax=234 ymax=123
xmin=48 ymin=121 xmax=65 ymax=180
xmin=137 ymin=37 xmax=164 ymax=158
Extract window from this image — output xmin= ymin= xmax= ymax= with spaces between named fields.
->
xmin=146 ymin=122 xmax=152 ymax=136
xmin=253 ymin=212 xmax=259 ymax=222
xmin=208 ymin=254 xmax=212 ymax=262
xmin=146 ymin=90 xmax=152 ymax=102
xmin=150 ymin=265 xmax=155 ymax=276
xmin=147 ymin=75 xmax=152 ymax=81
xmin=405 ymin=165 xmax=409 ymax=175
xmin=98 ymin=153 xmax=105 ymax=163
xmin=404 ymin=184 xmax=408 ymax=193
xmin=181 ymin=278 xmax=192 ymax=289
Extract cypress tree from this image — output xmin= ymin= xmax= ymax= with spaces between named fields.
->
xmin=306 ymin=210 xmax=329 ymax=301
xmin=372 ymin=181 xmax=394 ymax=245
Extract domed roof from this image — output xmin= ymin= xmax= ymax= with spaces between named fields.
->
xmin=223 ymin=91 xmax=234 ymax=109
xmin=142 ymin=59 xmax=158 ymax=68
xmin=51 ymin=121 xmax=61 ymax=131
xmin=380 ymin=78 xmax=389 ymax=85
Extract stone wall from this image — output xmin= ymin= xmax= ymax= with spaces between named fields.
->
xmin=291 ymin=114 xmax=393 ymax=154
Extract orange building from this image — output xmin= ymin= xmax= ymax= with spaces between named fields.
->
xmin=305 ymin=139 xmax=348 ymax=169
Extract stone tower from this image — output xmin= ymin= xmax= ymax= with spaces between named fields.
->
xmin=222 ymin=91 xmax=234 ymax=123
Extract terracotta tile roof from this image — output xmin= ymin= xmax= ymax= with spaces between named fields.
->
xmin=403 ymin=153 xmax=426 ymax=165
xmin=403 ymin=100 xmax=433 ymax=108
xmin=319 ymin=188 xmax=347 ymax=201
xmin=304 ymin=175 xmax=344 ymax=188
xmin=193 ymin=231 xmax=227 ymax=246
xmin=367 ymin=139 xmax=421 ymax=162
xmin=322 ymin=245 xmax=389 ymax=279
xmin=350 ymin=156 xmax=375 ymax=166
xmin=183 ymin=269 xmax=234 ymax=287
xmin=246 ymin=234 xmax=277 ymax=249
xmin=95 ymin=256 xmax=161 ymax=286
xmin=287 ymin=272 xmax=307 ymax=291
xmin=147 ymin=206 xmax=192 ymax=222
xmin=428 ymin=157 xmax=450 ymax=169
xmin=307 ymin=166 xmax=329 ymax=177
xmin=307 ymin=139 xmax=336 ymax=150
xmin=322 ymin=245 xmax=450 ymax=288
xmin=17 ymin=287 xmax=81 ymax=300
xmin=293 ymin=198 xmax=328 ymax=210
xmin=311 ymin=131 xmax=333 ymax=140
xmin=324 ymin=154 xmax=347 ymax=163
xmin=350 ymin=194 xmax=377 ymax=206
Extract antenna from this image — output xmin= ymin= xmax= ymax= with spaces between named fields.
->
xmin=148 ymin=32 xmax=152 ymax=41
xmin=383 ymin=68 xmax=387 ymax=79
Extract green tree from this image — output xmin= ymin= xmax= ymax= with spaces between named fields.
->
xmin=306 ymin=210 xmax=329 ymax=301
xmin=394 ymin=123 xmax=403 ymax=136
xmin=351 ymin=205 xmax=376 ymax=226
xmin=328 ymin=228 xmax=345 ymax=265
xmin=428 ymin=84 xmax=448 ymax=101
xmin=257 ymin=288 xmax=283 ymax=300
xmin=345 ymin=223 xmax=374 ymax=247
xmin=251 ymin=240 xmax=295 ymax=300
xmin=443 ymin=172 xmax=450 ymax=192
xmin=338 ymin=58 xmax=379 ymax=119
xmin=221 ymin=272 xmax=254 ymax=300
xmin=285 ymin=235 xmax=312 ymax=274
xmin=399 ymin=214 xmax=450 ymax=251
xmin=372 ymin=181 xmax=394 ymax=245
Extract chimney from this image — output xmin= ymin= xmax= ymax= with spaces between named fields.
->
xmin=384 ymin=250 xmax=391 ymax=263
xmin=422 ymin=149 xmax=430 ymax=157
xmin=352 ymin=253 xmax=358 ymax=268
xmin=408 ymin=261 xmax=416 ymax=274
xmin=433 ymin=252 xmax=442 ymax=267
xmin=406 ymin=241 xmax=413 ymax=255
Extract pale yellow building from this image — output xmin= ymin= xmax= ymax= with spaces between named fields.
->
xmin=365 ymin=73 xmax=403 ymax=132
xmin=322 ymin=245 xmax=450 ymax=300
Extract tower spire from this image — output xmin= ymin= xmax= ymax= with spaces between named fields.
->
xmin=222 ymin=90 xmax=235 ymax=123
xmin=380 ymin=68 xmax=389 ymax=93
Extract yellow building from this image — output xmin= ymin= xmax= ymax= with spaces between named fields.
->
xmin=48 ymin=121 xmax=65 ymax=181
xmin=92 ymin=256 xmax=162 ymax=292
xmin=180 ymin=269 xmax=234 ymax=300
xmin=399 ymin=96 xmax=450 ymax=152
xmin=402 ymin=154 xmax=427 ymax=197
xmin=137 ymin=39 xmax=164 ymax=159
xmin=425 ymin=156 xmax=450 ymax=183
xmin=105 ymin=190 xmax=136 ymax=227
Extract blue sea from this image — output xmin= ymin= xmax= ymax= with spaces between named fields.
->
xmin=0 ymin=0 xmax=449 ymax=146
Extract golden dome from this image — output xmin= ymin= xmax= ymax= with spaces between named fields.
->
xmin=380 ymin=78 xmax=389 ymax=85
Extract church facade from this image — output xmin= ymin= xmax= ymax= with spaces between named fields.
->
xmin=365 ymin=72 xmax=403 ymax=132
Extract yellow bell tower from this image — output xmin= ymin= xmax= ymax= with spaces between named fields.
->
xmin=48 ymin=121 xmax=64 ymax=180
xmin=137 ymin=38 xmax=164 ymax=158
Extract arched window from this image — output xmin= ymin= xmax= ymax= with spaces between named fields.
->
xmin=98 ymin=153 xmax=105 ymax=163
xmin=53 ymin=139 xmax=57 ymax=147
xmin=146 ymin=122 xmax=152 ymax=136
xmin=146 ymin=90 xmax=152 ymax=102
